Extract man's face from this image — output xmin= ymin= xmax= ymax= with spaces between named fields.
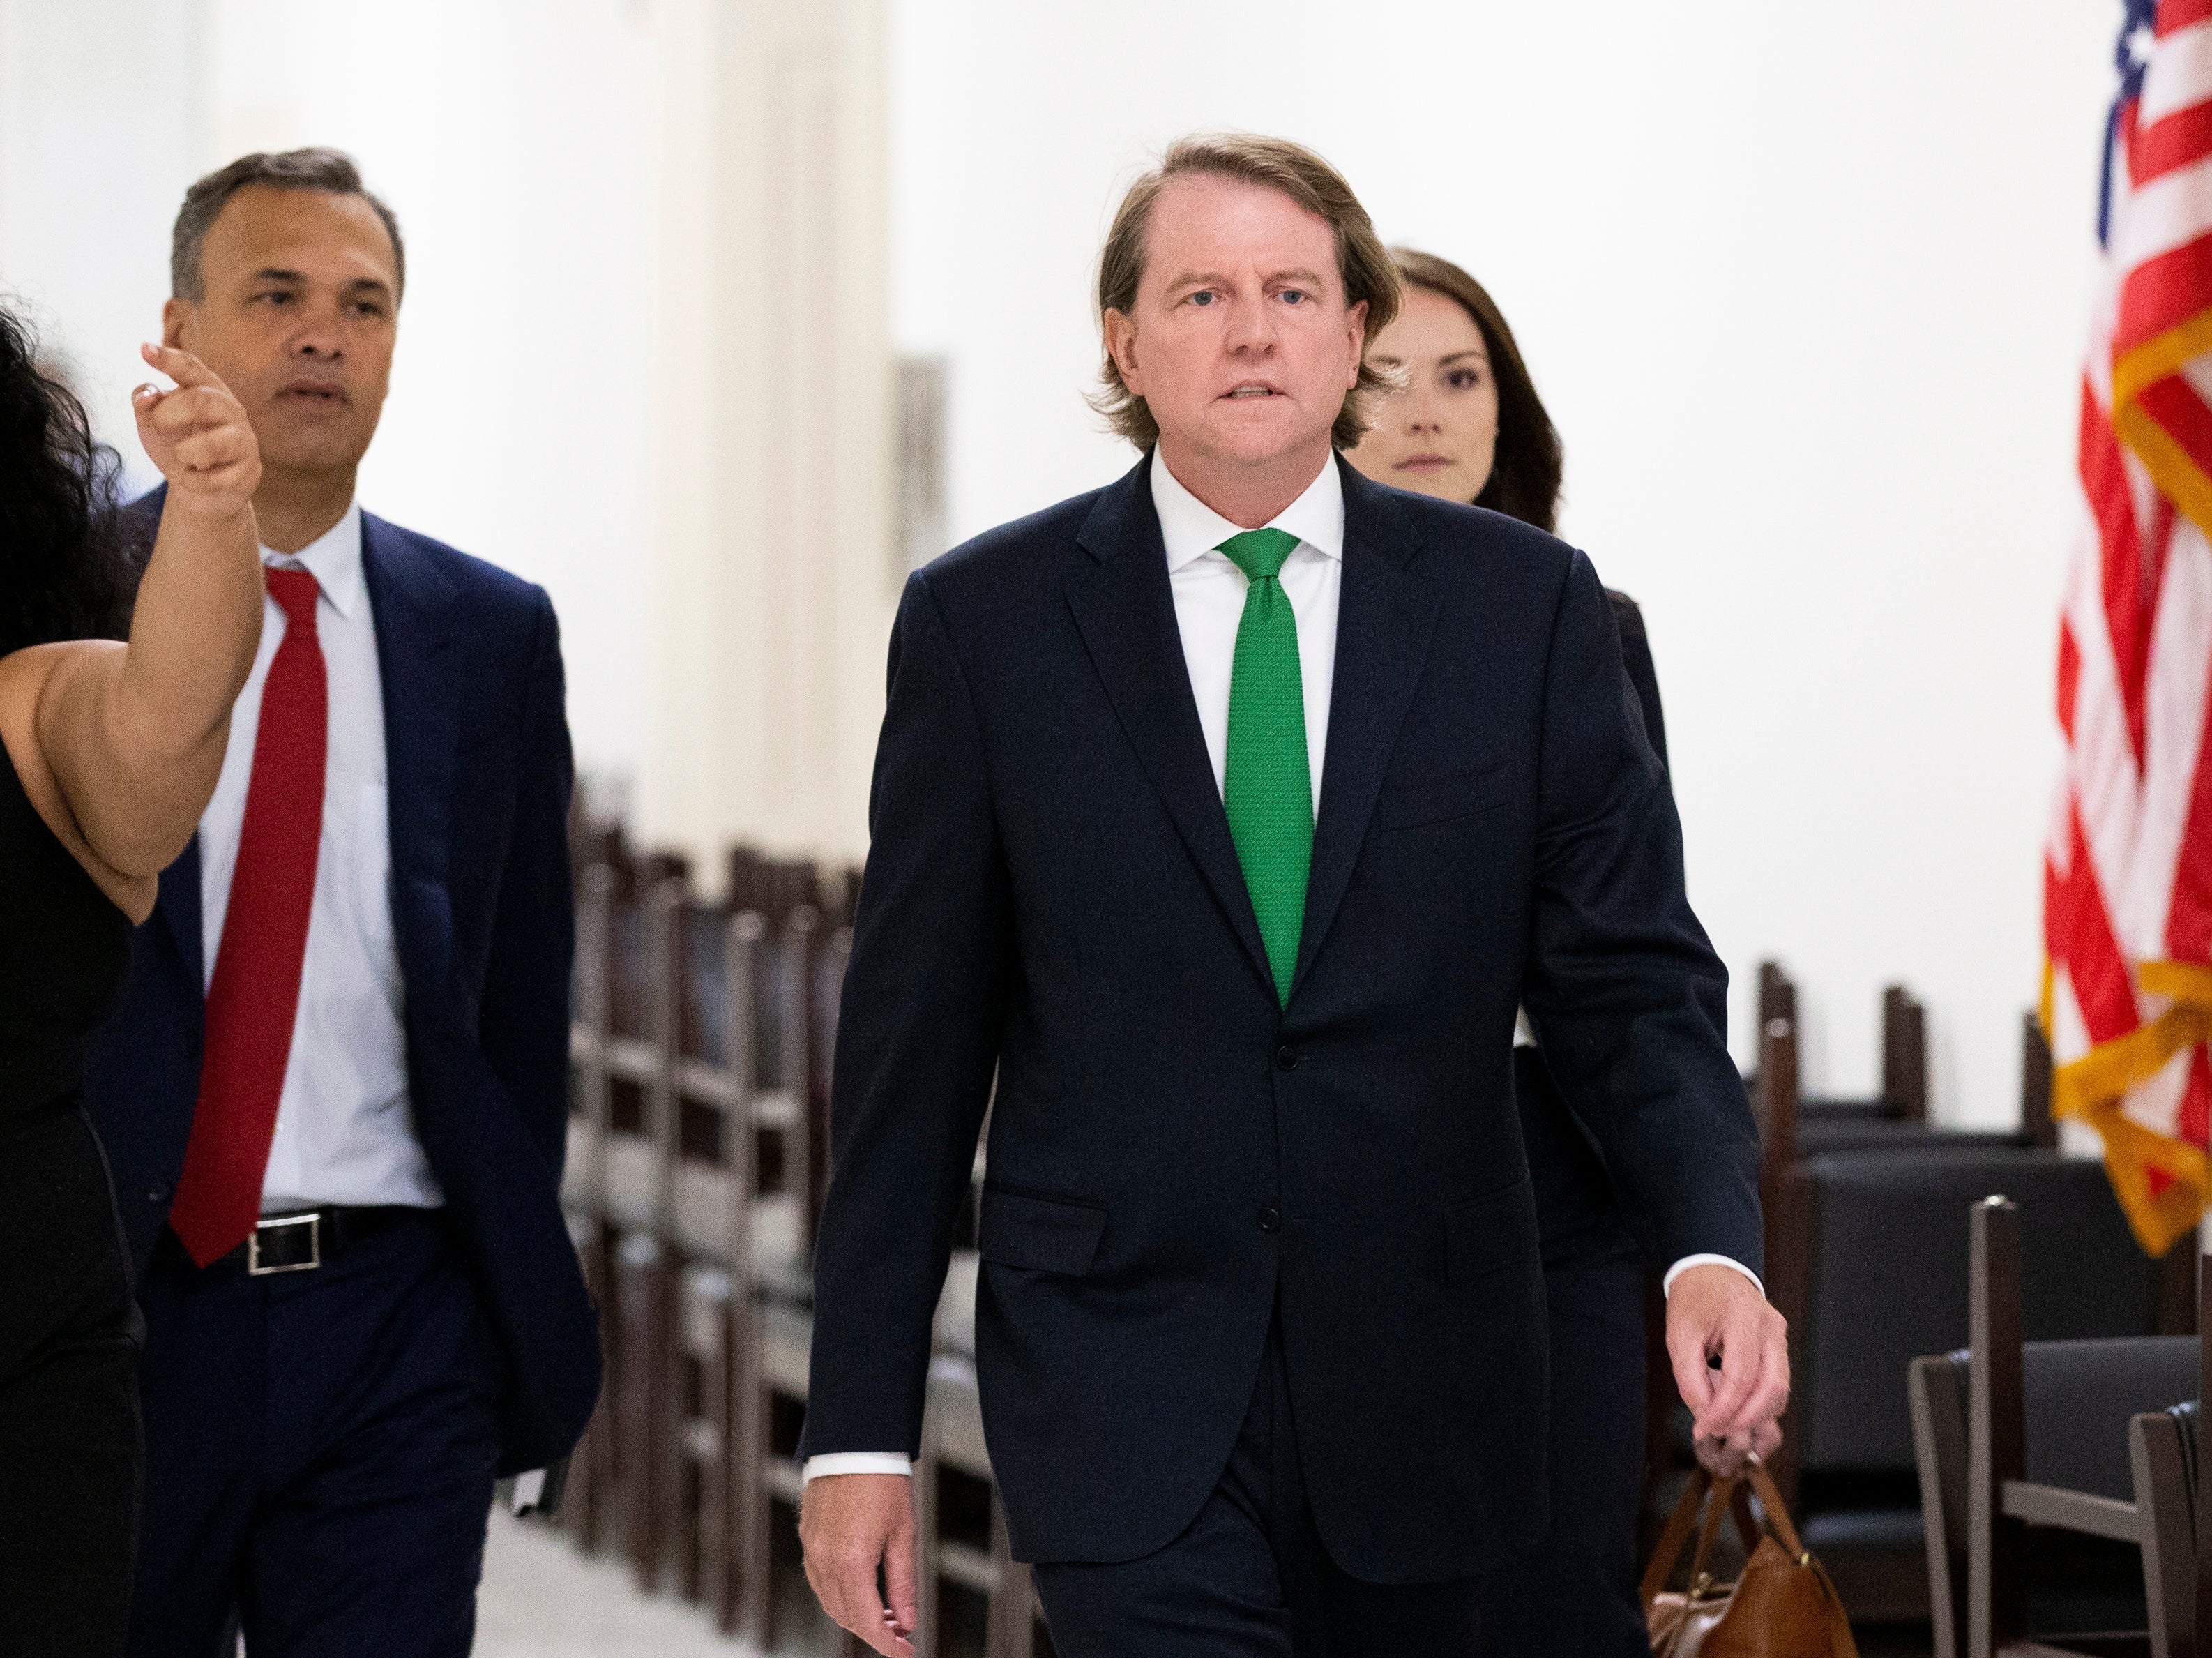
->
xmin=1105 ymin=173 xmax=1366 ymax=473
xmin=164 ymin=185 xmax=398 ymax=482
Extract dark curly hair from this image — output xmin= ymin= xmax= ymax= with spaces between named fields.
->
xmin=0 ymin=304 xmax=129 ymax=659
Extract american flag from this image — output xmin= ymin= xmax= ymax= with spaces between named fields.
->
xmin=2046 ymin=0 xmax=2212 ymax=1256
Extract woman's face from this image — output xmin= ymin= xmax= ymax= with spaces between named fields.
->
xmin=1346 ymin=285 xmax=1499 ymax=505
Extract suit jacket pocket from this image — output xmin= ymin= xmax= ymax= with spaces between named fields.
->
xmin=978 ymin=1186 xmax=1107 ymax=1276
xmin=1444 ymin=1176 xmax=1540 ymax=1283
xmin=1374 ymin=761 xmax=1510 ymax=832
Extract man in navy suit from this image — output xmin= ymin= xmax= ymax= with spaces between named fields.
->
xmin=83 ymin=149 xmax=598 ymax=1657
xmin=797 ymin=134 xmax=1789 ymax=1657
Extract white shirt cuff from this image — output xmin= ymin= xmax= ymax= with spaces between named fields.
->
xmin=803 ymin=1452 xmax=914 ymax=1482
xmin=1662 ymin=1254 xmax=1764 ymax=1298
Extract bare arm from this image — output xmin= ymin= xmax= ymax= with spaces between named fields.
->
xmin=18 ymin=346 xmax=262 ymax=907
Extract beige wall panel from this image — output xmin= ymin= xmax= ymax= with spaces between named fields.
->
xmin=642 ymin=0 xmax=894 ymax=878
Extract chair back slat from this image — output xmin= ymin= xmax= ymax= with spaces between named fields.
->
xmin=1969 ymin=1195 xmax=2028 ymax=1658
xmin=2022 ymin=1014 xmax=2058 ymax=1150
xmin=1884 ymin=984 xmax=1930 ymax=1123
xmin=2132 ymin=1403 xmax=2197 ymax=1658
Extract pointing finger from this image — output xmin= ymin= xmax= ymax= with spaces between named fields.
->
xmin=139 ymin=342 xmax=234 ymax=398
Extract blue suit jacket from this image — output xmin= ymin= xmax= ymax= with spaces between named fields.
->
xmin=798 ymin=454 xmax=1762 ymax=1580
xmin=83 ymin=493 xmax=602 ymax=1475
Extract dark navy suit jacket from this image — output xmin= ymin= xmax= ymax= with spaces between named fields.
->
xmin=798 ymin=454 xmax=1762 ymax=1581
xmin=83 ymin=493 xmax=601 ymax=1476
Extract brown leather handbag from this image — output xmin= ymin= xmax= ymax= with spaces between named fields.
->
xmin=1642 ymin=1459 xmax=1858 ymax=1658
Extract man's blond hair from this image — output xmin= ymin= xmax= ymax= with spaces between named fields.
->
xmin=1090 ymin=133 xmax=1402 ymax=453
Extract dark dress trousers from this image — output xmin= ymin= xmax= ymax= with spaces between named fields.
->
xmin=1493 ymin=589 xmax=1674 ymax=1657
xmin=82 ymin=496 xmax=601 ymax=1652
xmin=801 ymin=455 xmax=1761 ymax=1613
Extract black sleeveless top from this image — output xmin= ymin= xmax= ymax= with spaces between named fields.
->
xmin=0 ymin=737 xmax=132 ymax=1120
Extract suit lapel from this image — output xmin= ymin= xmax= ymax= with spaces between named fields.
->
xmin=1065 ymin=458 xmax=1275 ymax=996
xmin=156 ymin=834 xmax=204 ymax=989
xmin=360 ymin=513 xmax=458 ymax=987
xmin=1291 ymin=461 xmax=1440 ymax=996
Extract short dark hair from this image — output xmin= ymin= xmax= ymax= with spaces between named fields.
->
xmin=1390 ymin=248 xmax=1562 ymax=534
xmin=171 ymin=147 xmax=405 ymax=304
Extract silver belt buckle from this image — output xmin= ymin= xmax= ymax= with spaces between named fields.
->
xmin=247 ymin=1212 xmax=322 ymax=1276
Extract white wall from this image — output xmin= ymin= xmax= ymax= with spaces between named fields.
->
xmin=0 ymin=0 xmax=209 ymax=491
xmin=204 ymin=0 xmax=656 ymax=789
xmin=890 ymin=0 xmax=2118 ymax=1126
xmin=635 ymin=0 xmax=895 ymax=871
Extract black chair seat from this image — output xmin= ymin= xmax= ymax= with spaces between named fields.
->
xmin=1800 ymin=1094 xmax=1903 ymax=1123
xmin=1801 ymin=1505 xmax=1923 ymax=1552
xmin=2022 ymin=1337 xmax=2197 ymax=1500
xmin=1797 ymin=1149 xmax=2158 ymax=1475
xmin=1796 ymin=1120 xmax=2029 ymax=1156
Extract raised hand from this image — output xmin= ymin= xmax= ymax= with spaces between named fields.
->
xmin=132 ymin=342 xmax=259 ymax=520
xmin=1666 ymin=1263 xmax=1789 ymax=1477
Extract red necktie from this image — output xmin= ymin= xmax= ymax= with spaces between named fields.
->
xmin=169 ymin=566 xmax=329 ymax=1267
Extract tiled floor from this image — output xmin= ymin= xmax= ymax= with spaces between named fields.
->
xmin=476 ymin=1512 xmax=758 ymax=1657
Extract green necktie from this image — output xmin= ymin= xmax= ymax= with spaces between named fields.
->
xmin=1216 ymin=527 xmax=1312 ymax=1006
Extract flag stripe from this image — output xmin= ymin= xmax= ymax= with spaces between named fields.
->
xmin=2134 ymin=98 xmax=2212 ymax=188
xmin=2056 ymin=801 xmax=2143 ymax=1044
xmin=2116 ymin=229 xmax=2212 ymax=365
xmin=2161 ymin=1 xmax=2212 ymax=46
xmin=2144 ymin=16 xmax=2212 ymax=122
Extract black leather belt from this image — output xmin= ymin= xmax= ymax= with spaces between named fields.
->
xmin=201 ymin=1206 xmax=427 ymax=1276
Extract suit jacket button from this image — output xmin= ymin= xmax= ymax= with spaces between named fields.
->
xmin=1257 ymin=1205 xmax=1282 ymax=1234
xmin=1275 ymin=1045 xmax=1298 ymax=1071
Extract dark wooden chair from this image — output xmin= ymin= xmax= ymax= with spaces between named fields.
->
xmin=1768 ymin=1077 xmax=2167 ymax=1627
xmin=564 ymin=842 xmax=860 ymax=1650
xmin=1907 ymin=1196 xmax=2196 ymax=1657
xmin=2129 ymin=1396 xmax=2201 ymax=1658
xmin=2126 ymin=1258 xmax=2211 ymax=1658
xmin=563 ymin=831 xmax=1057 ymax=1655
xmin=683 ymin=868 xmax=847 ymax=1651
xmin=559 ymin=843 xmax=634 ymax=1555
xmin=1759 ymin=1009 xmax=2044 ymax=1513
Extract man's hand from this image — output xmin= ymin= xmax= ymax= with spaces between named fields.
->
xmin=800 ymin=1472 xmax=921 ymax=1657
xmin=1666 ymin=1263 xmax=1789 ymax=1477
xmin=132 ymin=343 xmax=259 ymax=520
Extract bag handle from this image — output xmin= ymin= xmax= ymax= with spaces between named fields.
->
xmin=1639 ymin=1466 xmax=1713 ymax=1608
xmin=1743 ymin=1458 xmax=1808 ymax=1561
xmin=1639 ymin=1465 xmax=1765 ymax=1608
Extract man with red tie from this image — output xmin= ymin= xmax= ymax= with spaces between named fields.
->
xmin=83 ymin=149 xmax=599 ymax=1657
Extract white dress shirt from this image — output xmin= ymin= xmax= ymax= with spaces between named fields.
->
xmin=803 ymin=453 xmax=1752 ymax=1483
xmin=197 ymin=503 xmax=443 ymax=1214
xmin=1153 ymin=448 xmax=1342 ymax=813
